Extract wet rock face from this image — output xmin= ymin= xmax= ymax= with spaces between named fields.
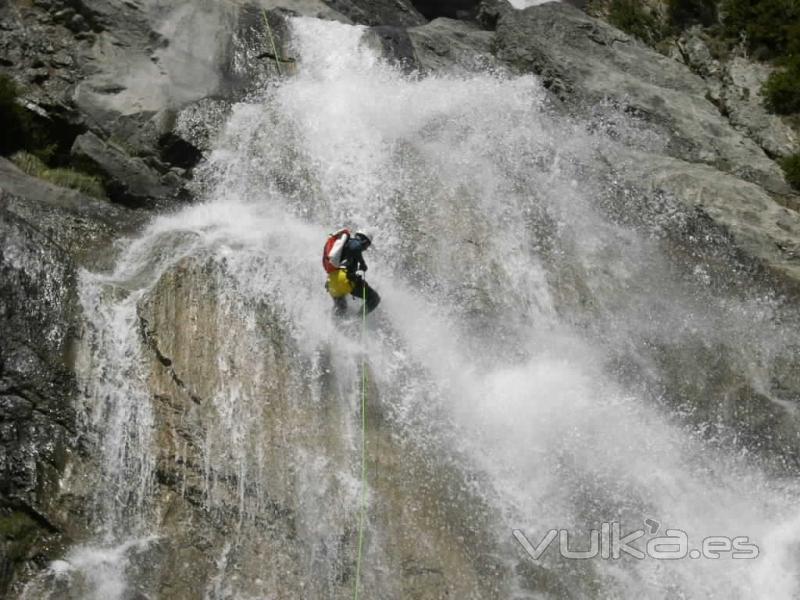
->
xmin=368 ymin=17 xmax=498 ymax=74
xmin=366 ymin=0 xmax=800 ymax=475
xmin=486 ymin=1 xmax=800 ymax=288
xmin=2 ymin=0 xmax=800 ymax=596
xmin=407 ymin=18 xmax=496 ymax=74
xmin=0 ymin=158 xmax=140 ymax=596
xmin=0 ymin=206 xmax=77 ymax=594
xmin=132 ymin=258 xmax=315 ymax=596
xmin=124 ymin=256 xmax=538 ymax=598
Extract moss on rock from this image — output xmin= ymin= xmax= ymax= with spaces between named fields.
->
xmin=780 ymin=152 xmax=800 ymax=190
xmin=11 ymin=151 xmax=106 ymax=199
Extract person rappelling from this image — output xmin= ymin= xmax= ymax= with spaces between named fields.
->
xmin=323 ymin=228 xmax=381 ymax=316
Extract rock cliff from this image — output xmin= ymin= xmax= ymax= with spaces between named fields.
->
xmin=1 ymin=0 xmax=799 ymax=597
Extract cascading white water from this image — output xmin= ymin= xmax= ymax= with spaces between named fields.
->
xmin=23 ymin=14 xmax=800 ymax=600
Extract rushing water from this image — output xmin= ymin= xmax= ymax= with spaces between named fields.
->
xmin=22 ymin=14 xmax=800 ymax=600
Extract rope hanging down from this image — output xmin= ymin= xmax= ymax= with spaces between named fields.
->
xmin=353 ymin=280 xmax=369 ymax=600
xmin=262 ymin=9 xmax=283 ymax=76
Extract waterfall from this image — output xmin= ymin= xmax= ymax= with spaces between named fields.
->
xmin=22 ymin=15 xmax=800 ymax=600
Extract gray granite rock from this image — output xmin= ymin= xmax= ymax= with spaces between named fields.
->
xmin=494 ymin=2 xmax=792 ymax=195
xmin=70 ymin=131 xmax=183 ymax=208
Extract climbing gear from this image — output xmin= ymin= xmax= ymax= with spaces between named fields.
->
xmin=353 ymin=276 xmax=368 ymax=600
xmin=326 ymin=269 xmax=353 ymax=298
xmin=323 ymin=228 xmax=351 ymax=274
xmin=354 ymin=231 xmax=372 ymax=248
xmin=350 ymin=276 xmax=380 ymax=315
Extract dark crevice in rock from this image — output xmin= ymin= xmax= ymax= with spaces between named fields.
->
xmin=0 ymin=388 xmax=76 ymax=435
xmin=158 ymin=132 xmax=203 ymax=171
xmin=3 ymin=503 xmax=61 ymax=534
xmin=410 ymin=0 xmax=479 ymax=20
xmin=254 ymin=51 xmax=296 ymax=64
xmin=169 ymin=371 xmax=202 ymax=405
xmin=90 ymin=84 xmax=126 ymax=96
xmin=475 ymin=0 xmax=512 ymax=30
xmin=762 ymin=146 xmax=780 ymax=161
xmin=15 ymin=100 xmax=89 ymax=169
xmin=138 ymin=315 xmax=202 ymax=405
xmin=706 ymin=92 xmax=730 ymax=118
xmin=370 ymin=26 xmax=418 ymax=71
xmin=154 ymin=350 xmax=172 ymax=368
xmin=154 ymin=463 xmax=295 ymax=531
xmin=56 ymin=0 xmax=107 ymax=33
xmin=402 ymin=560 xmax=445 ymax=577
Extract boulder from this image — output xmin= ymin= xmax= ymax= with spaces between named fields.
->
xmin=99 ymin=109 xmax=204 ymax=170
xmin=408 ymin=18 xmax=497 ymax=73
xmin=671 ymin=26 xmax=723 ymax=97
xmin=172 ymin=98 xmax=232 ymax=154
xmin=475 ymin=0 xmax=514 ymax=30
xmin=0 ymin=158 xmax=139 ymax=266
xmin=321 ymin=0 xmax=426 ymax=26
xmin=367 ymin=26 xmax=419 ymax=70
xmin=71 ymin=131 xmax=185 ymax=208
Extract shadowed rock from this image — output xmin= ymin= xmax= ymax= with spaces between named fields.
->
xmin=408 ymin=18 xmax=497 ymax=74
xmin=410 ymin=0 xmax=480 ymax=20
xmin=71 ymin=131 xmax=184 ymax=208
xmin=321 ymin=0 xmax=426 ymax=26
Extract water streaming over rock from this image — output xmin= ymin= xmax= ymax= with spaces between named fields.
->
xmin=21 ymin=15 xmax=800 ymax=600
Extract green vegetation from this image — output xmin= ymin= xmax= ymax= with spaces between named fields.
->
xmin=0 ymin=74 xmax=30 ymax=156
xmin=0 ymin=511 xmax=40 ymax=562
xmin=781 ymin=153 xmax=800 ymax=190
xmin=763 ymin=56 xmax=800 ymax=114
xmin=1 ymin=73 xmax=56 ymax=161
xmin=1 ymin=73 xmax=106 ymax=197
xmin=0 ymin=511 xmax=37 ymax=541
xmin=722 ymin=0 xmax=800 ymax=60
xmin=667 ymin=0 xmax=717 ymax=29
xmin=12 ymin=151 xmax=106 ymax=198
xmin=661 ymin=0 xmax=800 ymax=117
xmin=719 ymin=0 xmax=800 ymax=115
xmin=608 ymin=0 xmax=664 ymax=45
xmin=722 ymin=0 xmax=800 ymax=115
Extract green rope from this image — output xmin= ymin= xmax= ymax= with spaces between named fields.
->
xmin=353 ymin=280 xmax=368 ymax=600
xmin=262 ymin=9 xmax=283 ymax=76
